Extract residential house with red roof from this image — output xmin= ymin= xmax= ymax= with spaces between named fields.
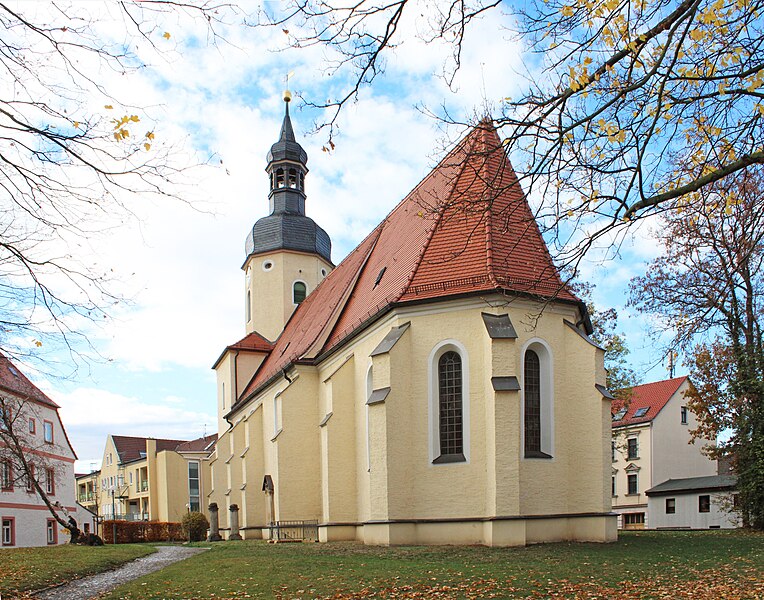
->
xmin=78 ymin=432 xmax=216 ymax=526
xmin=207 ymin=95 xmax=617 ymax=546
xmin=611 ymin=376 xmax=719 ymax=529
xmin=0 ymin=354 xmax=95 ymax=547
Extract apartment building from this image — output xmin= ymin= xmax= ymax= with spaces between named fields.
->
xmin=78 ymin=433 xmax=215 ymax=525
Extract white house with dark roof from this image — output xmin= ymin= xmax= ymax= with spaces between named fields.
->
xmin=645 ymin=473 xmax=740 ymax=529
xmin=611 ymin=376 xmax=718 ymax=529
xmin=0 ymin=354 xmax=95 ymax=547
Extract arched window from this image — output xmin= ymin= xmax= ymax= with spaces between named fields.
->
xmin=275 ymin=168 xmax=285 ymax=188
xmin=524 ymin=350 xmax=541 ymax=455
xmin=438 ymin=351 xmax=463 ymax=457
xmin=366 ymin=365 xmax=373 ymax=472
xmin=523 ymin=342 xmax=553 ymax=458
xmin=246 ymin=290 xmax=251 ymax=322
xmin=293 ymin=281 xmax=307 ymax=304
xmin=429 ymin=341 xmax=469 ymax=464
xmin=298 ymin=171 xmax=305 ymax=191
xmin=288 ymin=168 xmax=297 ymax=188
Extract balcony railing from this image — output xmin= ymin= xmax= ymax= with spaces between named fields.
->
xmin=105 ymin=513 xmax=150 ymax=521
xmin=78 ymin=492 xmax=95 ymax=502
xmin=138 ymin=480 xmax=148 ymax=492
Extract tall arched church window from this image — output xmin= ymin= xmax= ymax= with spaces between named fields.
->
xmin=437 ymin=351 xmax=463 ymax=460
xmin=288 ymin=168 xmax=298 ymax=188
xmin=275 ymin=168 xmax=285 ymax=188
xmin=523 ymin=343 xmax=553 ymax=459
xmin=524 ymin=350 xmax=541 ymax=454
xmin=293 ymin=281 xmax=307 ymax=304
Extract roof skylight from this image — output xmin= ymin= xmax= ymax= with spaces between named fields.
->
xmin=612 ymin=409 xmax=627 ymax=421
xmin=633 ymin=407 xmax=649 ymax=417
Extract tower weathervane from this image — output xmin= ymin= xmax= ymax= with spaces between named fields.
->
xmin=283 ymin=70 xmax=295 ymax=103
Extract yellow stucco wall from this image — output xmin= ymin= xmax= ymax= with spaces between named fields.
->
xmin=209 ymin=295 xmax=616 ymax=546
xmin=244 ymin=250 xmax=332 ymax=341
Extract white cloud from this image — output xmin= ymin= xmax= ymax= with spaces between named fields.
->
xmin=49 ymin=386 xmax=215 ymax=467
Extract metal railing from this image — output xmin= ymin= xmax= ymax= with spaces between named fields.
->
xmin=269 ymin=520 xmax=318 ymax=542
xmin=78 ymin=492 xmax=95 ymax=502
xmin=138 ymin=481 xmax=148 ymax=492
xmin=125 ymin=512 xmax=150 ymax=522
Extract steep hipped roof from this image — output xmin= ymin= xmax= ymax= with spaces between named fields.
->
xmin=212 ymin=332 xmax=274 ymax=369
xmin=111 ymin=435 xmax=188 ymax=464
xmin=233 ymin=121 xmax=582 ymax=411
xmin=612 ymin=376 xmax=689 ymax=427
xmin=0 ymin=353 xmax=58 ymax=408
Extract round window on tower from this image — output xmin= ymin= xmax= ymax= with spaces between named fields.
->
xmin=321 ymin=268 xmax=327 ymax=277
xmin=262 ymin=260 xmax=274 ymax=272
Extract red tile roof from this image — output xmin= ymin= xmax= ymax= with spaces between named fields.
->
xmin=212 ymin=332 xmax=274 ymax=369
xmin=232 ymin=121 xmax=582 ymax=410
xmin=175 ymin=433 xmax=218 ymax=453
xmin=111 ymin=435 xmax=189 ymax=464
xmin=0 ymin=353 xmax=58 ymax=408
xmin=612 ymin=376 xmax=689 ymax=427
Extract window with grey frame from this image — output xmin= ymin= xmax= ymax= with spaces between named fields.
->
xmin=188 ymin=461 xmax=200 ymax=512
xmin=433 ymin=351 xmax=464 ymax=463
xmin=293 ymin=281 xmax=307 ymax=304
xmin=524 ymin=349 xmax=550 ymax=458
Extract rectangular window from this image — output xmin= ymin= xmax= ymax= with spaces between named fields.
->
xmin=611 ymin=441 xmax=616 ymax=462
xmin=623 ymin=512 xmax=645 ymax=528
xmin=699 ymin=494 xmax=711 ymax=513
xmin=1 ymin=518 xmax=14 ymax=546
xmin=0 ymin=405 xmax=9 ymax=431
xmin=43 ymin=420 xmax=54 ymax=444
xmin=188 ymin=461 xmax=200 ymax=512
xmin=1 ymin=461 xmax=12 ymax=491
xmin=666 ymin=498 xmax=676 ymax=514
xmin=627 ymin=438 xmax=638 ymax=460
xmin=25 ymin=465 xmax=34 ymax=492
xmin=46 ymin=519 xmax=57 ymax=545
xmin=129 ymin=472 xmax=133 ymax=485
xmin=611 ymin=475 xmax=616 ymax=496
xmin=28 ymin=418 xmax=36 ymax=434
xmin=627 ymin=473 xmax=638 ymax=495
xmin=45 ymin=467 xmax=55 ymax=495
xmin=681 ymin=406 xmax=688 ymax=425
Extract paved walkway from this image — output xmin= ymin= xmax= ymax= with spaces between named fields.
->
xmin=35 ymin=545 xmax=208 ymax=600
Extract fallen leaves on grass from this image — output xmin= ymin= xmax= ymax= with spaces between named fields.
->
xmin=312 ymin=565 xmax=762 ymax=599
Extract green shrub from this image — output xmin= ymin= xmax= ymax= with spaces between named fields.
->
xmin=181 ymin=511 xmax=209 ymax=542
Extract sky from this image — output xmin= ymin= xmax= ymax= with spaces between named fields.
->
xmin=8 ymin=2 xmax=675 ymax=472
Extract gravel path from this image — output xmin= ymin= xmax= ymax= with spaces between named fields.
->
xmin=35 ymin=545 xmax=208 ymax=600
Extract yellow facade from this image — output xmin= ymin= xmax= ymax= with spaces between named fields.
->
xmin=209 ymin=297 xmax=617 ymax=545
xmin=80 ymin=435 xmax=213 ymax=525
xmin=244 ymin=249 xmax=332 ymax=342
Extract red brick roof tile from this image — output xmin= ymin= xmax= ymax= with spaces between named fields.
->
xmin=111 ymin=435 xmax=189 ymax=464
xmin=175 ymin=433 xmax=218 ymax=453
xmin=612 ymin=376 xmax=689 ymax=427
xmin=233 ymin=121 xmax=582 ymax=410
xmin=0 ymin=353 xmax=58 ymax=408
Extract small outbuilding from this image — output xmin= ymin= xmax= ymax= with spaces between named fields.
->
xmin=645 ymin=475 xmax=741 ymax=529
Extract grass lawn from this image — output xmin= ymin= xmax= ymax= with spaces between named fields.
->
xmin=0 ymin=543 xmax=154 ymax=598
xmin=102 ymin=530 xmax=764 ymax=599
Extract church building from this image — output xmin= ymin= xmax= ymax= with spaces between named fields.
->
xmin=207 ymin=94 xmax=617 ymax=546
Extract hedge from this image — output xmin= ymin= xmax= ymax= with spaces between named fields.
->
xmin=102 ymin=520 xmax=184 ymax=544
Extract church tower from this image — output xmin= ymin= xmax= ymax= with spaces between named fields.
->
xmin=242 ymin=92 xmax=333 ymax=341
